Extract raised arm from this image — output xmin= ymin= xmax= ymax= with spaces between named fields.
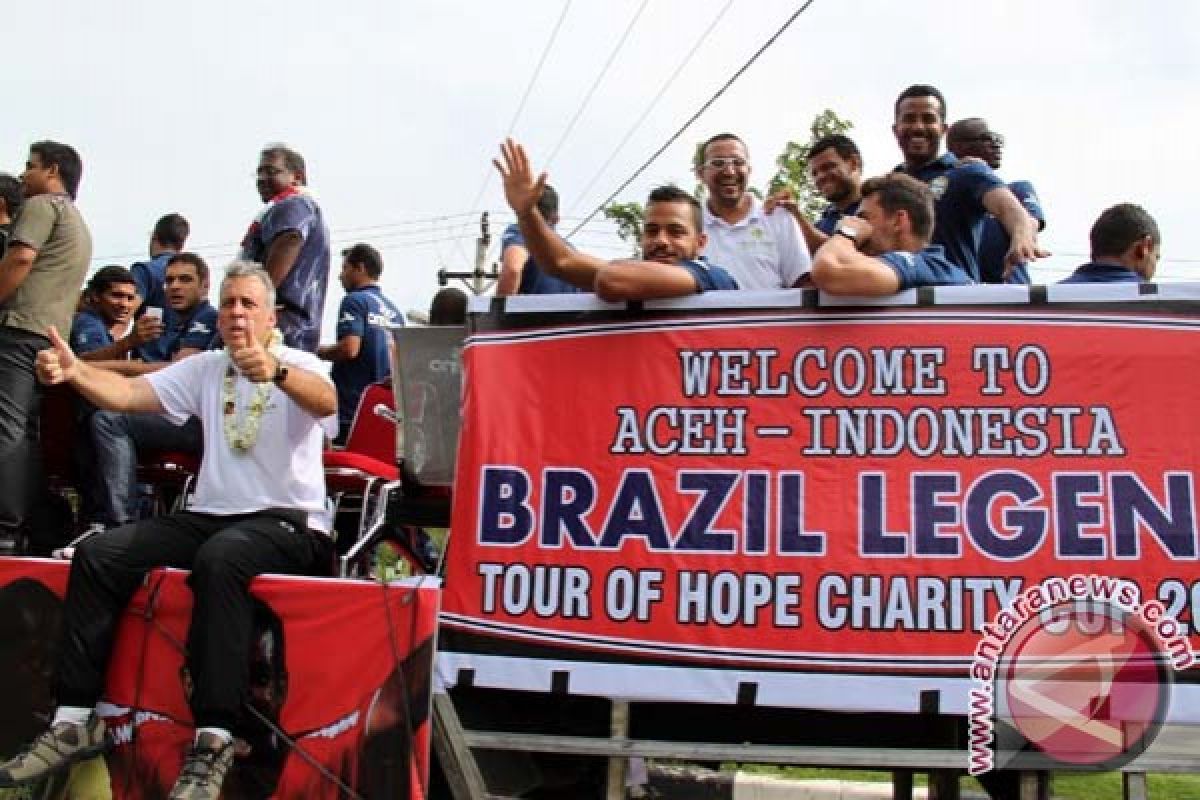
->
xmin=37 ymin=326 xmax=164 ymax=413
xmin=982 ymin=185 xmax=1050 ymax=276
xmin=809 ymin=220 xmax=901 ymax=296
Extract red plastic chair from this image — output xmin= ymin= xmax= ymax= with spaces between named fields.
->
xmin=324 ymin=382 xmax=400 ymax=549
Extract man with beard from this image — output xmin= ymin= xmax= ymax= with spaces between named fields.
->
xmin=494 ymin=138 xmax=737 ymax=298
xmin=695 ymin=133 xmax=811 ymax=289
xmin=947 ymin=118 xmax=1045 ymax=284
xmin=810 ymin=173 xmax=971 ymax=294
xmin=892 ymin=85 xmax=1046 ymax=283
xmin=768 ymin=134 xmax=864 ymax=256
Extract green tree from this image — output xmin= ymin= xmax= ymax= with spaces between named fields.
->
xmin=602 ymin=201 xmax=645 ymax=257
xmin=767 ymin=109 xmax=854 ymax=219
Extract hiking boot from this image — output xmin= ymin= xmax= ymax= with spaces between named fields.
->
xmin=0 ymin=714 xmax=108 ymax=787
xmin=168 ymin=732 xmax=234 ymax=800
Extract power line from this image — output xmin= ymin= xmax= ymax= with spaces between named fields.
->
xmin=543 ymin=0 xmax=651 ymax=171
xmin=569 ymin=0 xmax=734 ymax=216
xmin=565 ymin=0 xmax=819 ymax=239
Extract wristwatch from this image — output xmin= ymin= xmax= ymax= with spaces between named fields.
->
xmin=834 ymin=224 xmax=860 ymax=247
xmin=272 ymin=358 xmax=289 ymax=386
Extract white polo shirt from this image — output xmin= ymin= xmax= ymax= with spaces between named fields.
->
xmin=146 ymin=347 xmax=338 ymax=533
xmin=701 ymin=197 xmax=812 ymax=290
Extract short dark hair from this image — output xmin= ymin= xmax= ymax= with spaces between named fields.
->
xmin=429 ymin=287 xmax=468 ymax=326
xmin=261 ymin=143 xmax=307 ymax=183
xmin=341 ymin=243 xmax=384 ymax=279
xmin=152 ymin=213 xmax=189 ymax=251
xmin=860 ymin=173 xmax=936 ymax=243
xmin=29 ymin=141 xmax=83 ymax=200
xmin=808 ymin=134 xmax=861 ymax=163
xmin=894 ymin=84 xmax=947 ymax=122
xmin=701 ymin=133 xmax=746 ymax=156
xmin=645 ymin=185 xmax=703 ymax=233
xmin=1090 ymin=203 xmax=1160 ymax=259
xmin=0 ymin=174 xmax=21 ymax=219
xmin=87 ymin=265 xmax=137 ymax=298
xmin=167 ymin=252 xmax=210 ymax=284
xmin=537 ymin=185 xmax=559 ymax=219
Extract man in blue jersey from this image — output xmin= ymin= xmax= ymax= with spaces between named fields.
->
xmin=130 ymin=214 xmax=188 ymax=360
xmin=810 ymin=173 xmax=971 ymax=295
xmin=494 ymin=139 xmax=738 ymax=299
xmin=83 ymin=253 xmax=219 ymax=530
xmin=318 ymin=243 xmax=402 ymax=444
xmin=70 ymin=266 xmax=142 ymax=359
xmin=892 ymin=85 xmax=1046 ymax=283
xmin=1060 ymin=204 xmax=1160 ymax=284
xmin=239 ymin=144 xmax=330 ymax=352
xmin=497 ymin=184 xmax=581 ymax=296
xmin=947 ymin=118 xmax=1045 ymax=285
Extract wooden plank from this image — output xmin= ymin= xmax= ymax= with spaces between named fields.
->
xmin=606 ymin=701 xmax=629 ymax=800
xmin=464 ymin=730 xmax=966 ymax=769
xmin=433 ymin=692 xmax=489 ymax=800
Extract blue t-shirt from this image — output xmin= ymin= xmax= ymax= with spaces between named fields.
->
xmin=680 ymin=258 xmax=739 ymax=291
xmin=331 ymin=284 xmax=403 ymax=441
xmin=138 ymin=301 xmax=218 ymax=362
xmin=130 ymin=252 xmax=174 ymax=312
xmin=877 ymin=245 xmax=973 ymax=290
xmin=897 ymin=154 xmax=1004 ymax=283
xmin=979 ymin=180 xmax=1045 ymax=285
xmin=240 ymin=193 xmax=331 ymax=352
xmin=501 ymin=224 xmax=583 ymax=295
xmin=70 ymin=309 xmax=116 ymax=354
xmin=1060 ymin=262 xmax=1144 ymax=284
xmin=815 ymin=200 xmax=862 ymax=236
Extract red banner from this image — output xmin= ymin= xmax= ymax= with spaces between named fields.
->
xmin=443 ymin=300 xmax=1200 ymax=712
xmin=0 ymin=558 xmax=438 ymax=799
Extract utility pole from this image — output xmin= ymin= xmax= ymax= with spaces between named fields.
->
xmin=438 ymin=212 xmax=498 ymax=295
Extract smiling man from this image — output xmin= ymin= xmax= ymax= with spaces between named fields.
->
xmin=0 ymin=261 xmax=337 ymax=800
xmin=239 ymin=144 xmax=330 ymax=352
xmin=892 ymin=85 xmax=1046 ymax=283
xmin=695 ymin=133 xmax=811 ymax=289
xmin=493 ymin=138 xmax=737 ymax=300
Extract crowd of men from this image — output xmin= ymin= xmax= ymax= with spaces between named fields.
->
xmin=0 ymin=81 xmax=1164 ymax=799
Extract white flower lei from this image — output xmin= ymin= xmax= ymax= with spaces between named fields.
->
xmin=222 ymin=329 xmax=283 ymax=452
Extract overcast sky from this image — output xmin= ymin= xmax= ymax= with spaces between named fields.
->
xmin=4 ymin=0 xmax=1197 ymax=335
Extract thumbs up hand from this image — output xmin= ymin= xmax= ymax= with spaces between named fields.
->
xmin=36 ymin=326 xmax=79 ymax=385
xmin=229 ymin=317 xmax=277 ymax=383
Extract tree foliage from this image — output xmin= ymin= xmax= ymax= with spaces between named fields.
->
xmin=602 ymin=109 xmax=854 ymax=249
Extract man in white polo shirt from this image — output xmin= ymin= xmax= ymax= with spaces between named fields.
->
xmin=695 ymin=133 xmax=812 ymax=289
xmin=0 ymin=261 xmax=337 ymax=800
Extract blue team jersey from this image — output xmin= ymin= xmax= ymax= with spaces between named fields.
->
xmin=1059 ymin=262 xmax=1145 ymax=284
xmin=150 ymin=301 xmax=219 ymax=362
xmin=331 ymin=284 xmax=403 ymax=440
xmin=240 ymin=193 xmax=331 ymax=351
xmin=679 ymin=258 xmax=739 ymax=291
xmin=70 ymin=309 xmax=117 ymax=354
xmin=979 ymin=180 xmax=1045 ymax=285
xmin=501 ymin=224 xmax=583 ymax=295
xmin=815 ymin=200 xmax=862 ymax=236
xmin=877 ymin=245 xmax=973 ymax=290
xmin=130 ymin=252 xmax=174 ymax=312
xmin=897 ymin=154 xmax=1004 ymax=283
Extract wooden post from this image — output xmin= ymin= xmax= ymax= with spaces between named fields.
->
xmin=1123 ymin=772 xmax=1148 ymax=800
xmin=432 ymin=692 xmax=488 ymax=800
xmin=606 ymin=700 xmax=630 ymax=800
xmin=893 ymin=770 xmax=915 ymax=800
xmin=928 ymin=770 xmax=960 ymax=800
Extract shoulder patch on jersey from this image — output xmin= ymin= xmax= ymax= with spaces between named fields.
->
xmin=930 ymin=175 xmax=949 ymax=200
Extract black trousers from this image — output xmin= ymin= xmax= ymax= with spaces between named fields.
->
xmin=0 ymin=326 xmax=47 ymax=531
xmin=55 ymin=509 xmax=330 ymax=732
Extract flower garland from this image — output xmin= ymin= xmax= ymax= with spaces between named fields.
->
xmin=222 ymin=329 xmax=283 ymax=452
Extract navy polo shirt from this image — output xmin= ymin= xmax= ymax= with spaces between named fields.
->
xmin=877 ymin=245 xmax=973 ymax=290
xmin=815 ymin=200 xmax=862 ymax=236
xmin=130 ymin=252 xmax=174 ymax=312
xmin=680 ymin=258 xmax=739 ymax=291
xmin=979 ymin=180 xmax=1045 ymax=285
xmin=1059 ymin=262 xmax=1144 ymax=284
xmin=331 ymin=284 xmax=403 ymax=440
xmin=142 ymin=301 xmax=218 ymax=362
xmin=897 ymin=153 xmax=1004 ymax=283
xmin=501 ymin=224 xmax=583 ymax=295
xmin=70 ymin=309 xmax=117 ymax=354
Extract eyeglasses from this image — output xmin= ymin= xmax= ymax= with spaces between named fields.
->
xmin=961 ymin=133 xmax=1005 ymax=147
xmin=702 ymin=157 xmax=748 ymax=170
